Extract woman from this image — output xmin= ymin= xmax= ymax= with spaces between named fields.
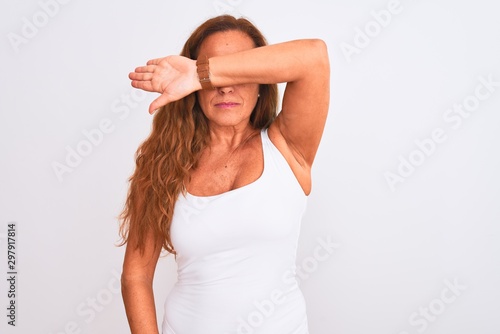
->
xmin=119 ymin=15 xmax=329 ymax=334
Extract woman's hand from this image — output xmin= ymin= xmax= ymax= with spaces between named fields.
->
xmin=129 ymin=56 xmax=200 ymax=114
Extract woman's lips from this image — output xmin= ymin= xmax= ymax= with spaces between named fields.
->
xmin=215 ymin=102 xmax=240 ymax=109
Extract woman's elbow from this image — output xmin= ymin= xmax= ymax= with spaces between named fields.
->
xmin=307 ymin=39 xmax=330 ymax=71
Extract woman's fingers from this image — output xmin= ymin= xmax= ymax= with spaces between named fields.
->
xmin=131 ymin=79 xmax=154 ymax=92
xmin=129 ymin=65 xmax=157 ymax=93
xmin=146 ymin=57 xmax=165 ymax=65
xmin=134 ymin=64 xmax=157 ymax=73
xmin=129 ymin=64 xmax=156 ymax=81
xmin=129 ymin=71 xmax=153 ymax=81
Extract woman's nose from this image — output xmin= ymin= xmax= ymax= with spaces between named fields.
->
xmin=217 ymin=86 xmax=234 ymax=94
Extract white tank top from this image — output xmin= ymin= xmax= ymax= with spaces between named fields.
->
xmin=162 ymin=128 xmax=309 ymax=334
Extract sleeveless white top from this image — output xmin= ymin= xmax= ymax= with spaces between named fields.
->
xmin=162 ymin=128 xmax=309 ymax=334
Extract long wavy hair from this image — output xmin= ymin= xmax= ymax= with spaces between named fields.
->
xmin=118 ymin=15 xmax=279 ymax=255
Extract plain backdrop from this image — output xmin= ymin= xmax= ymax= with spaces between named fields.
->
xmin=1 ymin=0 xmax=499 ymax=333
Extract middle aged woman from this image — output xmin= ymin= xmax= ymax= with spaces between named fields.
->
xmin=120 ymin=15 xmax=330 ymax=334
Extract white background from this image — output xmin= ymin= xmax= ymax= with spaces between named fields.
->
xmin=1 ymin=0 xmax=499 ymax=333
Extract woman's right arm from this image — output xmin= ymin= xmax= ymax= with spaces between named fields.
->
xmin=121 ymin=230 xmax=163 ymax=334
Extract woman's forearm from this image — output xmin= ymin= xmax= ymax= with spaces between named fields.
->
xmin=122 ymin=278 xmax=160 ymax=334
xmin=208 ymin=39 xmax=329 ymax=87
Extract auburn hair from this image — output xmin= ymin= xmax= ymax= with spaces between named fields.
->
xmin=118 ymin=15 xmax=278 ymax=255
